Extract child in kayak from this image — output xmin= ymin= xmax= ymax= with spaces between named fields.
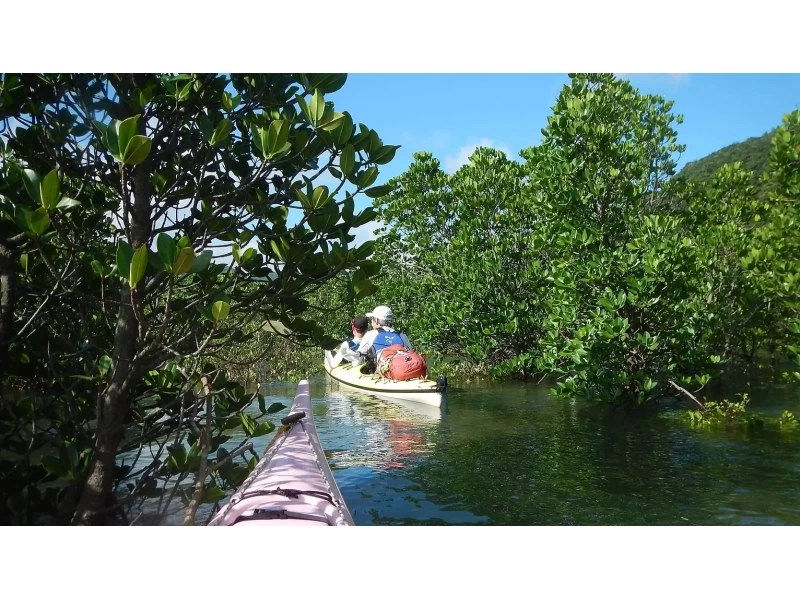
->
xmin=348 ymin=316 xmax=369 ymax=350
xmin=329 ymin=316 xmax=369 ymax=366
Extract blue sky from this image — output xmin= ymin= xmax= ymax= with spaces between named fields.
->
xmin=329 ymin=73 xmax=800 ymax=187
xmin=323 ymin=73 xmax=800 ymax=244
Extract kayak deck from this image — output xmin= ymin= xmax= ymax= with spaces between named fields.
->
xmin=324 ymin=351 xmax=445 ymax=407
xmin=208 ymin=380 xmax=353 ymax=526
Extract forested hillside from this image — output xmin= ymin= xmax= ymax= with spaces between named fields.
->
xmin=676 ymin=130 xmax=775 ymax=181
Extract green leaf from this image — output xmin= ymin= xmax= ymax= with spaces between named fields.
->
xmin=201 ymin=486 xmax=226 ymax=504
xmin=40 ymin=169 xmax=60 ymax=210
xmin=122 ymin=135 xmax=152 ymax=165
xmin=117 ymin=115 xmax=141 ymax=158
xmin=295 ymin=188 xmax=313 ymax=212
xmin=267 ymin=402 xmax=287 ymax=414
xmin=197 ymin=115 xmax=214 ymax=143
xmin=364 ymin=184 xmax=393 ymax=199
xmin=117 ymin=240 xmax=133 ymax=280
xmin=252 ymin=421 xmax=275 ymax=437
xmin=340 ymin=144 xmax=355 ymax=175
xmin=257 ymin=395 xmax=266 ymax=414
xmin=221 ymin=92 xmax=235 ymax=112
xmin=56 ymin=197 xmax=80 ymax=210
xmin=358 ymin=166 xmax=379 ymax=188
xmin=251 ymin=124 xmax=268 ymax=159
xmin=342 ymin=195 xmax=355 ymax=224
xmin=367 ymin=130 xmax=382 ymax=153
xmin=104 ymin=121 xmax=120 ymax=158
xmin=269 ymin=239 xmax=285 ymax=261
xmin=241 ymin=248 xmax=255 ymax=264
xmin=98 ymin=355 xmax=112 ymax=376
xmin=308 ymin=89 xmax=325 ymax=125
xmin=136 ymin=86 xmax=154 ymax=110
xmin=313 ymin=186 xmax=330 ymax=208
xmin=172 ymin=246 xmax=195 ymax=275
xmin=296 ymin=95 xmax=311 ymax=123
xmin=166 ymin=443 xmax=187 ymax=472
xmin=352 ymin=206 xmax=376 ymax=227
xmin=353 ymin=277 xmax=377 ymax=300
xmin=190 ymin=250 xmax=213 ymax=273
xmin=351 ymin=126 xmax=371 ymax=151
xmin=211 ymin=300 xmax=230 ymax=323
xmin=352 ymin=268 xmax=377 ymax=299
xmin=267 ymin=119 xmax=290 ymax=156
xmin=129 ymin=245 xmax=148 ymax=288
xmin=358 ymin=259 xmax=380 ymax=277
xmin=240 ymin=414 xmax=256 ymax=436
xmin=29 ymin=208 xmax=50 ymax=237
xmin=319 ymin=111 xmax=347 ymax=132
xmin=370 ymin=144 xmax=399 ymax=165
xmin=354 ymin=240 xmax=375 ymax=259
xmin=309 ymin=74 xmax=347 ymax=94
xmin=210 ymin=118 xmax=233 ymax=147
xmin=291 ymin=129 xmax=309 ymax=154
xmin=19 ymin=253 xmax=28 ymax=274
xmin=332 ymin=112 xmax=354 ymax=146
xmin=177 ymin=81 xmax=193 ymax=101
xmin=93 ymin=119 xmax=109 ymax=141
xmin=21 ymin=169 xmax=41 ymax=202
xmin=156 ymin=233 xmax=177 ymax=269
xmin=91 ymin=259 xmax=104 ymax=278
xmin=151 ymin=172 xmax=167 ymax=194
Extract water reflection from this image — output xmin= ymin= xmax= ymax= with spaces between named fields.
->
xmin=312 ymin=378 xmax=488 ymax=524
xmin=123 ymin=373 xmax=800 ymax=525
xmin=310 ymin=375 xmax=800 ymax=526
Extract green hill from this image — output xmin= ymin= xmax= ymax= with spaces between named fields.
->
xmin=676 ymin=130 xmax=776 ymax=182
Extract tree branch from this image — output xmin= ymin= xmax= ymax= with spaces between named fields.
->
xmin=183 ymin=375 xmax=213 ymax=525
xmin=669 ymin=380 xmax=706 ymax=410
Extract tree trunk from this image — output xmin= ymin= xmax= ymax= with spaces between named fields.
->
xmin=71 ymin=291 xmax=139 ymax=525
xmin=72 ymin=153 xmax=152 ymax=525
xmin=0 ymin=242 xmax=15 ymax=381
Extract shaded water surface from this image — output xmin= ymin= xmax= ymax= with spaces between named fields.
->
xmin=291 ymin=374 xmax=800 ymax=525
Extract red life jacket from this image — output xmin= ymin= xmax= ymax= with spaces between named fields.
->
xmin=377 ymin=344 xmax=428 ymax=381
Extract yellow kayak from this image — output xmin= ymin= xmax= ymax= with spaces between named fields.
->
xmin=323 ymin=351 xmax=446 ymax=407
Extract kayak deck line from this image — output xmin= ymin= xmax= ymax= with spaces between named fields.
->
xmin=208 ymin=380 xmax=354 ymax=526
xmin=236 ymin=487 xmax=336 ymax=505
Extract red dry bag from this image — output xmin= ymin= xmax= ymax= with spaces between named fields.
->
xmin=377 ymin=344 xmax=428 ymax=381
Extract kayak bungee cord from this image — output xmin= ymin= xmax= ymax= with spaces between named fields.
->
xmin=237 ymin=488 xmax=336 ymax=506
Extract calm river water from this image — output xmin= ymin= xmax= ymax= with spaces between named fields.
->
xmin=249 ymin=373 xmax=800 ymax=526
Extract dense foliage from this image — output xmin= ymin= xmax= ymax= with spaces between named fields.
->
xmin=0 ymin=73 xmax=391 ymax=524
xmin=374 ymin=74 xmax=800 ymax=407
xmin=1 ymin=72 xmax=796 ymax=524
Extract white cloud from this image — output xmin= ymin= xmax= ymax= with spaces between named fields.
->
xmin=667 ymin=73 xmax=690 ymax=85
xmin=351 ymin=218 xmax=383 ymax=247
xmin=614 ymin=73 xmax=690 ymax=86
xmin=443 ymin=138 xmax=512 ymax=173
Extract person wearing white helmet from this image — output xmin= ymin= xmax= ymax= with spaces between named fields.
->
xmin=357 ymin=305 xmax=412 ymax=367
